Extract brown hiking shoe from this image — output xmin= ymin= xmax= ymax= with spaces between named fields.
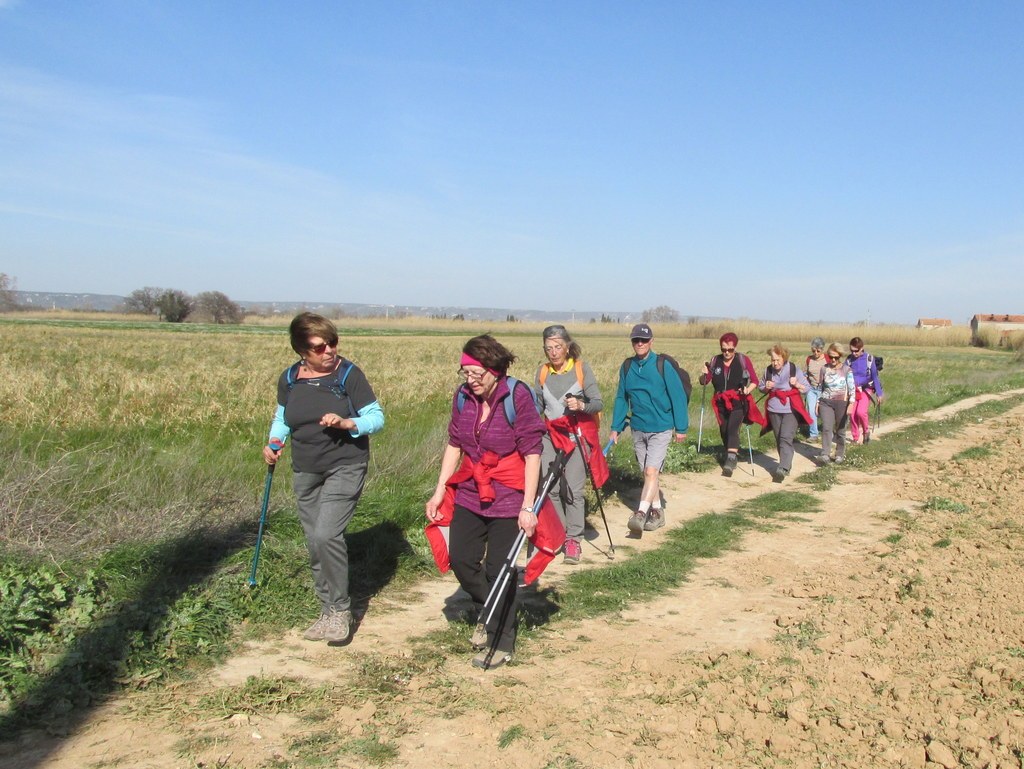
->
xmin=644 ymin=509 xmax=665 ymax=531
xmin=324 ymin=608 xmax=352 ymax=644
xmin=302 ymin=613 xmax=330 ymax=641
xmin=627 ymin=510 xmax=647 ymax=534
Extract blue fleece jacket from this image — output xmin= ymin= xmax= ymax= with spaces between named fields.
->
xmin=611 ymin=351 xmax=689 ymax=434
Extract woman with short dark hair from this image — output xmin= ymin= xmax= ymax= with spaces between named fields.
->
xmin=425 ymin=335 xmax=546 ymax=670
xmin=263 ymin=313 xmax=385 ymax=645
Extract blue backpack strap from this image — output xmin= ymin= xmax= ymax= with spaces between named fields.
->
xmin=503 ymin=377 xmax=520 ymax=426
xmin=285 ymin=361 xmax=302 ymax=389
xmin=456 ymin=377 xmax=523 ymax=426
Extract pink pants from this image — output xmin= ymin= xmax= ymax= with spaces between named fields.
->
xmin=850 ymin=388 xmax=871 ymax=441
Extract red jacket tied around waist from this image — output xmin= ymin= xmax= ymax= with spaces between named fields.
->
xmin=424 ymin=450 xmax=566 ymax=584
xmin=711 ymin=390 xmax=767 ymax=428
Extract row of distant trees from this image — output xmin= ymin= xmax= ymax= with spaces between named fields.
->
xmin=123 ymin=287 xmax=243 ymax=324
xmin=3 ymin=274 xmax=686 ymax=327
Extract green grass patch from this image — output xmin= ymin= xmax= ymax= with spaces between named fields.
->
xmin=192 ymin=675 xmax=343 ymax=717
xmin=953 ymin=444 xmax=995 ymax=461
xmin=922 ymin=497 xmax=971 ymax=515
xmin=549 ymin=491 xmax=820 ymax=621
xmin=498 ymin=724 xmax=527 ymax=749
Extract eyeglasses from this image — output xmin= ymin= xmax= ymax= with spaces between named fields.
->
xmin=720 ymin=347 xmax=735 ymax=353
xmin=828 ymin=355 xmax=841 ymax=360
xmin=631 ymin=338 xmax=650 ymax=345
xmin=850 ymin=348 xmax=863 ymax=355
xmin=459 ymin=368 xmax=489 ymax=381
xmin=308 ymin=340 xmax=337 ymax=355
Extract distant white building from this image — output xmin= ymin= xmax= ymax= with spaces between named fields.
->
xmin=970 ymin=314 xmax=1024 ymax=346
xmin=916 ymin=318 xmax=952 ymax=330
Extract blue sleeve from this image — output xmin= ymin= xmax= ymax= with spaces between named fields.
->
xmin=350 ymin=400 xmax=384 ymax=438
xmin=268 ymin=404 xmax=291 ymax=447
xmin=611 ymin=365 xmax=629 ymax=432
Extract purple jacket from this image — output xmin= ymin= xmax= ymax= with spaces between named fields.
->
xmin=846 ymin=352 xmax=884 ymax=398
xmin=447 ymin=376 xmax=545 ymax=518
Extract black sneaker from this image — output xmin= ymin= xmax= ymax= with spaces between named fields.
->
xmin=772 ymin=467 xmax=788 ymax=483
xmin=722 ymin=453 xmax=738 ymax=477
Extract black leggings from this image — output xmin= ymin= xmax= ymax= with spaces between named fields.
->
xmin=448 ymin=506 xmax=519 ymax=651
xmin=719 ymin=407 xmax=747 ymax=452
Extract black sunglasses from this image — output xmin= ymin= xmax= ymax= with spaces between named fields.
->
xmin=631 ymin=338 xmax=650 ymax=345
xmin=721 ymin=347 xmax=735 ymax=353
xmin=308 ymin=340 xmax=337 ymax=355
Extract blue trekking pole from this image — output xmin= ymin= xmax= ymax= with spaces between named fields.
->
xmin=697 ymin=384 xmax=707 ymax=453
xmin=602 ymin=438 xmax=615 ymax=457
xmin=248 ymin=439 xmax=283 ymax=588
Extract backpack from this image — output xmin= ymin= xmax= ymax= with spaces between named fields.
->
xmin=285 ymin=359 xmax=357 ymax=417
xmin=456 ymin=377 xmax=526 ymax=426
xmin=766 ymin=361 xmax=798 ymax=386
xmin=846 ymin=352 xmax=883 ymax=376
xmin=620 ymin=353 xmax=693 ymax=402
xmin=538 ymin=360 xmax=600 ymax=427
xmin=538 ymin=359 xmax=585 ymax=392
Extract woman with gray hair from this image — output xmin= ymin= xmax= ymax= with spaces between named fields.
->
xmin=804 ymin=337 xmax=827 ymax=441
xmin=533 ymin=325 xmax=604 ymax=564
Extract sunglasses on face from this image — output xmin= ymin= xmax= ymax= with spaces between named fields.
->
xmin=828 ymin=355 xmax=841 ymax=360
xmin=850 ymin=348 xmax=863 ymax=354
xmin=721 ymin=347 xmax=735 ymax=353
xmin=308 ymin=340 xmax=337 ymax=355
xmin=631 ymin=338 xmax=650 ymax=345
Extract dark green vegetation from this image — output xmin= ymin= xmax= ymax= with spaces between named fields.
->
xmin=1 ymin=318 xmax=1022 ymax=738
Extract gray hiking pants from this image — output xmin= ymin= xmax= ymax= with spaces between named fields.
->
xmin=541 ymin=434 xmax=588 ymax=541
xmin=820 ymin=399 xmax=849 ymax=459
xmin=293 ymin=461 xmax=367 ymax=613
xmin=768 ymin=411 xmax=798 ymax=472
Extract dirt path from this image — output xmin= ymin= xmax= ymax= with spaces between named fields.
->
xmin=8 ymin=391 xmax=1024 ymax=768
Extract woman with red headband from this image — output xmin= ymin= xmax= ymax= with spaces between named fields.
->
xmin=699 ymin=332 xmax=764 ymax=476
xmin=425 ymin=335 xmax=546 ymax=670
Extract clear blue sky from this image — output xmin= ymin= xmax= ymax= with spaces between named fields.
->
xmin=1 ymin=1 xmax=1021 ymax=324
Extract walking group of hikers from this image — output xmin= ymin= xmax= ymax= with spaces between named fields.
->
xmin=260 ymin=313 xmax=885 ymax=670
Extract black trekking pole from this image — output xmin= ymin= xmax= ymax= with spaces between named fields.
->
xmin=476 ymin=450 xmax=568 ymax=631
xmin=569 ymin=415 xmax=615 ymax=558
xmin=247 ymin=439 xmax=282 ymax=588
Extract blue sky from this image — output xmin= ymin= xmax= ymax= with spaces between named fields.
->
xmin=1 ymin=1 xmax=1021 ymax=324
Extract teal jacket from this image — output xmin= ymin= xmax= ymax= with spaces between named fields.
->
xmin=611 ymin=351 xmax=689 ymax=434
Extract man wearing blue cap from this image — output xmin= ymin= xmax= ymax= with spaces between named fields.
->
xmin=609 ymin=323 xmax=689 ymax=535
